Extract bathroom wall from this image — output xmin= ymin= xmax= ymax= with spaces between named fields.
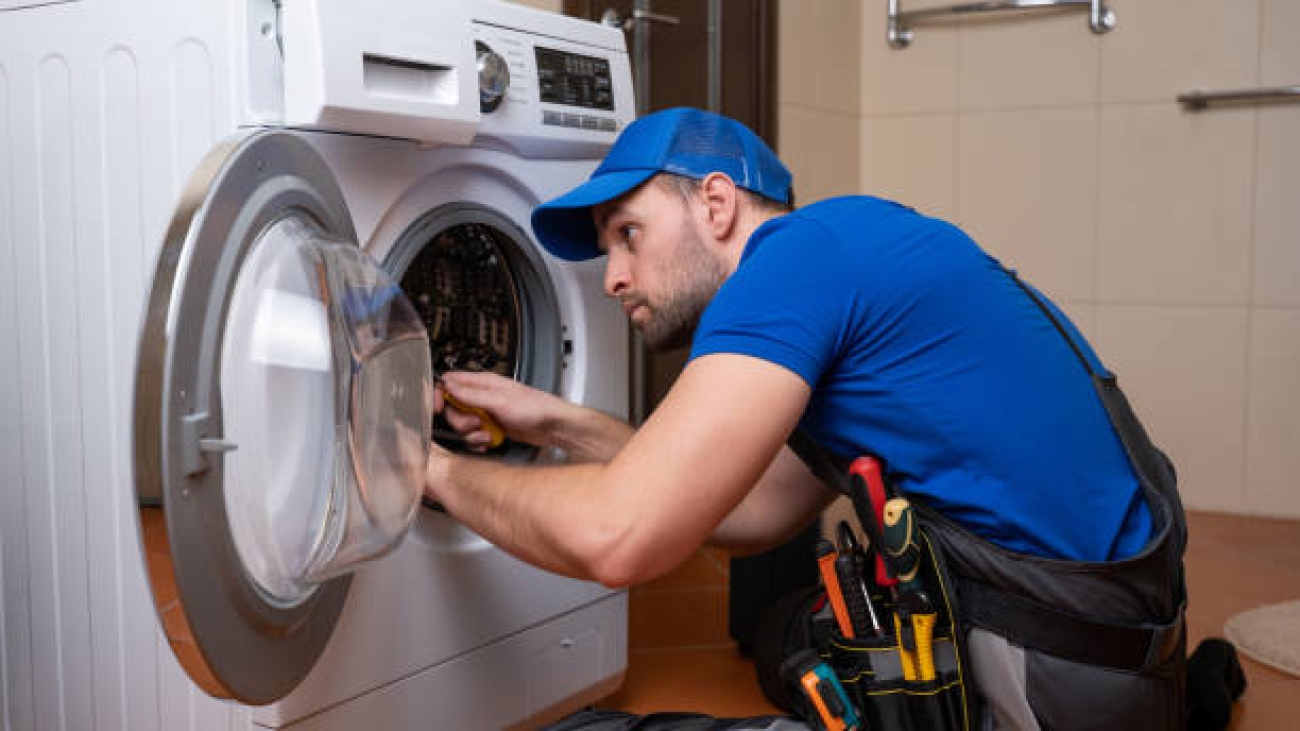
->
xmin=516 ymin=1 xmax=1300 ymax=518
xmin=781 ymin=0 xmax=1300 ymax=518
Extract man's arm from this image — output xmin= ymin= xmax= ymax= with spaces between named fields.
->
xmin=425 ymin=352 xmax=811 ymax=587
xmin=439 ymin=370 xmax=633 ymax=462
xmin=707 ymin=446 xmax=838 ymax=555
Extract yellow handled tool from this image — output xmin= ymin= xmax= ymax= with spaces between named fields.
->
xmin=438 ymin=379 xmax=506 ymax=448
xmin=883 ymin=496 xmax=938 ymax=682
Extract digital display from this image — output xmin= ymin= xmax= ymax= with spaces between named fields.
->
xmin=535 ymin=46 xmax=614 ymax=111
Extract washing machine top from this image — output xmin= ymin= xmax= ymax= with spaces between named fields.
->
xmin=249 ymin=0 xmax=634 ymax=156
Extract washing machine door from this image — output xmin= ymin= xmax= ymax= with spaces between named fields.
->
xmin=132 ymin=130 xmax=433 ymax=704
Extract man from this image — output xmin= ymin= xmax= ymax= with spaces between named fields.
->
xmin=423 ymin=106 xmax=1151 ymax=586
xmin=426 ymin=107 xmax=1199 ymax=730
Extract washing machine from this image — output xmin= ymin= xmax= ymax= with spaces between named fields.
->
xmin=0 ymin=1 xmax=633 ymax=729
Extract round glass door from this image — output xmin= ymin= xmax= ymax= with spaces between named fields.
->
xmin=133 ymin=130 xmax=431 ymax=703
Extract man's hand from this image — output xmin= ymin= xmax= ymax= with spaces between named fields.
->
xmin=438 ymin=371 xmax=564 ymax=451
xmin=436 ymin=371 xmax=634 ymax=462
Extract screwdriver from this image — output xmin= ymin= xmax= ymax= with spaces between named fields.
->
xmin=435 ymin=375 xmax=505 ymax=448
xmin=882 ymin=497 xmax=937 ymax=682
xmin=835 ymin=522 xmax=885 ymax=638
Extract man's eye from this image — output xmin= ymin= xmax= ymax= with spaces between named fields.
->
xmin=621 ymin=224 xmax=638 ymax=244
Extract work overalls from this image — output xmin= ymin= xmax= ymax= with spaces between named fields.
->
xmin=914 ymin=274 xmax=1189 ymax=730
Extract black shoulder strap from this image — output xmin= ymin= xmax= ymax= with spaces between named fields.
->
xmin=786 ymin=428 xmax=850 ymax=495
xmin=1003 ymin=268 xmax=1099 ymax=378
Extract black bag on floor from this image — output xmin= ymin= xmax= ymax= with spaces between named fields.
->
xmin=542 ymin=710 xmax=808 ymax=730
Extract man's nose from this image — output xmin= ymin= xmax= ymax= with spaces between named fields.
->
xmin=603 ymin=253 xmax=630 ymax=298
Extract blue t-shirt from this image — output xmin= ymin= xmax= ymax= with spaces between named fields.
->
xmin=689 ymin=196 xmax=1150 ymax=561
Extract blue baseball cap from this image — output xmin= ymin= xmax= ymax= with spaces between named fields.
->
xmin=531 ymin=107 xmax=792 ymax=262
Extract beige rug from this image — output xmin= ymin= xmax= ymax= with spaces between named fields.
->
xmin=1224 ymin=600 xmax=1300 ymax=677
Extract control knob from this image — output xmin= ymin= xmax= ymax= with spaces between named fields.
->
xmin=476 ymin=41 xmax=510 ymax=113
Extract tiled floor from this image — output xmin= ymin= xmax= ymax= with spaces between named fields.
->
xmin=601 ymin=511 xmax=1300 ymax=728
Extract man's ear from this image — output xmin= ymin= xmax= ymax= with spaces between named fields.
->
xmin=698 ymin=172 xmax=740 ymax=240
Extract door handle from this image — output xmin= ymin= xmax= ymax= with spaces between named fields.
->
xmin=600 ymin=7 xmax=681 ymax=32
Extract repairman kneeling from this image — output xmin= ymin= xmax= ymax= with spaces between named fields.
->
xmin=424 ymin=107 xmax=1190 ymax=731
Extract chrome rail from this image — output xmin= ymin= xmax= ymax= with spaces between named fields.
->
xmin=1178 ymin=86 xmax=1300 ymax=111
xmin=888 ymin=0 xmax=1115 ymax=48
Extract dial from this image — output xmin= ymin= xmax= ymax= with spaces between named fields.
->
xmin=476 ymin=41 xmax=510 ymax=113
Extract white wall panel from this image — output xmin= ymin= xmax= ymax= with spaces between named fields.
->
xmin=780 ymin=0 xmax=862 ymax=116
xmin=778 ymin=106 xmax=860 ymax=204
xmin=1097 ymin=103 xmax=1253 ymax=305
xmin=859 ymin=0 xmax=956 ymax=115
xmin=958 ymin=11 xmax=1100 ymax=110
xmin=958 ymin=107 xmax=1098 ymax=301
xmin=1246 ymin=309 xmax=1300 ymax=518
xmin=1261 ymin=0 xmax=1300 ymax=85
xmin=1251 ymin=106 xmax=1300 ymax=307
xmin=1100 ymin=0 xmax=1259 ymax=103
xmin=860 ymin=114 xmax=957 ymax=221
xmin=1096 ymin=304 xmax=1249 ymax=512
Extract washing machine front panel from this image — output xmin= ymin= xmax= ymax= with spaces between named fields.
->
xmin=132 ymin=129 xmax=433 ymax=705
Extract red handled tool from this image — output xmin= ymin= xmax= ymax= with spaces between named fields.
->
xmin=847 ymin=456 xmax=897 ymax=590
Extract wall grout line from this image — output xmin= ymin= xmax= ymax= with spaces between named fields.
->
xmin=1239 ymin=0 xmax=1267 ymax=512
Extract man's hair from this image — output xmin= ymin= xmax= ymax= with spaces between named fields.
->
xmin=655 ymin=172 xmax=795 ymax=215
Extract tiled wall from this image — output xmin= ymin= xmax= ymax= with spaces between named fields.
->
xmin=780 ymin=1 xmax=1300 ymax=517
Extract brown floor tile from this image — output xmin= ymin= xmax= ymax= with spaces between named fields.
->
xmin=1184 ymin=534 xmax=1300 ymax=632
xmin=1228 ymin=672 xmax=1300 ymax=730
xmin=637 ymin=548 xmax=731 ymax=593
xmin=1187 ymin=511 xmax=1300 ymax=577
xmin=601 ymin=647 xmax=783 ymax=718
xmin=629 ymin=587 xmax=731 ymax=650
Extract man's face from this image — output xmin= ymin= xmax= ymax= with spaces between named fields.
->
xmin=593 ymin=179 xmax=729 ymax=351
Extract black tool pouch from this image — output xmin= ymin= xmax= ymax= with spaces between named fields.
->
xmin=813 ymin=529 xmax=974 ymax=731
xmin=753 ymin=504 xmax=975 ymax=731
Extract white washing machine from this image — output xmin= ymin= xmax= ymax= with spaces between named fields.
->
xmin=0 ymin=1 xmax=633 ymax=729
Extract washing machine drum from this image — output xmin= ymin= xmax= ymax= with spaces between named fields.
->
xmin=389 ymin=203 xmax=562 ymax=456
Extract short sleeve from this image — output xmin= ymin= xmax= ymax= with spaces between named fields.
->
xmin=689 ymin=216 xmax=859 ymax=387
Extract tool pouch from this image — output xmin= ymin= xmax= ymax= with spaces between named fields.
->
xmin=754 ymin=517 xmax=975 ymax=731
xmin=813 ymin=528 xmax=973 ymax=731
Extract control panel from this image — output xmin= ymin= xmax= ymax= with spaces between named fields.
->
xmin=471 ymin=9 xmax=634 ymax=157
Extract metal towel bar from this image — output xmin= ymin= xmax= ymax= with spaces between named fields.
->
xmin=1178 ymin=86 xmax=1300 ymax=111
xmin=888 ymin=0 xmax=1115 ymax=48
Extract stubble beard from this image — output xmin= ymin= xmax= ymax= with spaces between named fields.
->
xmin=633 ymin=223 xmax=729 ymax=352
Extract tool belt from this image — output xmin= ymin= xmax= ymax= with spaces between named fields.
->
xmin=767 ymin=269 xmax=1190 ymax=731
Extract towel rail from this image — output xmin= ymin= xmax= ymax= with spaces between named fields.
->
xmin=1178 ymin=86 xmax=1300 ymax=111
xmin=888 ymin=0 xmax=1115 ymax=48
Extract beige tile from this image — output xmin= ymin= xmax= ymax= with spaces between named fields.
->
xmin=1054 ymin=299 xmax=1095 ymax=342
xmin=1252 ymin=106 xmax=1300 ymax=307
xmin=1100 ymin=0 xmax=1260 ymax=103
xmin=859 ymin=113 xmax=957 ymax=220
xmin=957 ymin=108 xmax=1097 ymax=301
xmin=778 ymin=105 xmax=861 ymax=204
xmin=957 ymin=10 xmax=1100 ymax=110
xmin=1245 ymin=308 xmax=1300 ymax=518
xmin=1097 ymin=104 xmax=1254 ymax=305
xmin=860 ymin=0 xmax=958 ymax=115
xmin=1094 ymin=304 xmax=1248 ymax=512
xmin=1261 ymin=0 xmax=1300 ymax=85
xmin=779 ymin=0 xmax=862 ymax=116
